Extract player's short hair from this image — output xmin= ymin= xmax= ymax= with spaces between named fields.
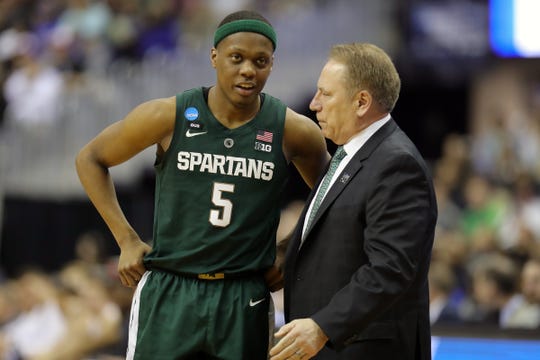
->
xmin=218 ymin=10 xmax=272 ymax=27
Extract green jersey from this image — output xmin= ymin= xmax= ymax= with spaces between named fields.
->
xmin=144 ymin=87 xmax=289 ymax=275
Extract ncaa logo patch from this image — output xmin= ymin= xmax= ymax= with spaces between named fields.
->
xmin=184 ymin=107 xmax=199 ymax=121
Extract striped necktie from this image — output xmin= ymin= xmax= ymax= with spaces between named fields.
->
xmin=304 ymin=146 xmax=347 ymax=236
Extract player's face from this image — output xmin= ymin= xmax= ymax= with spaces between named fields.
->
xmin=309 ymin=60 xmax=359 ymax=145
xmin=211 ymin=32 xmax=274 ymax=107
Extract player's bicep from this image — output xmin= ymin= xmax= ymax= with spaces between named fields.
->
xmin=85 ymin=98 xmax=175 ymax=167
xmin=85 ymin=122 xmax=143 ymax=167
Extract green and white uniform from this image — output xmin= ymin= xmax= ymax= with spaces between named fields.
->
xmin=127 ymin=87 xmax=289 ymax=359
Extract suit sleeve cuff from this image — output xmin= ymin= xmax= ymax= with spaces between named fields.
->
xmin=311 ymin=313 xmax=346 ymax=351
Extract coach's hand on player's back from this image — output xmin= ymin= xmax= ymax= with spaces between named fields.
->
xmin=118 ymin=237 xmax=152 ymax=287
xmin=265 ymin=229 xmax=291 ymax=291
xmin=264 ymin=264 xmax=284 ymax=292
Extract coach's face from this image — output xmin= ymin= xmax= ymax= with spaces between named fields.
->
xmin=310 ymin=59 xmax=369 ymax=145
xmin=310 ymin=60 xmax=358 ymax=145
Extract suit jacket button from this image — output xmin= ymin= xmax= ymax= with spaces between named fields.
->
xmin=296 ymin=276 xmax=302 ymax=281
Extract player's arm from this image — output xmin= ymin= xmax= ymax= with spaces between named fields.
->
xmin=283 ymin=108 xmax=330 ymax=188
xmin=75 ymin=96 xmax=176 ymax=287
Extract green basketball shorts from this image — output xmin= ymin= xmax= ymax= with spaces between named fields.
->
xmin=126 ymin=270 xmax=273 ymax=359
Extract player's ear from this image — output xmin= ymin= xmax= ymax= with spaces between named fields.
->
xmin=210 ymin=48 xmax=217 ymax=68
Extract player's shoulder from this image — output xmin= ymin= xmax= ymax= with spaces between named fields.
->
xmin=134 ymin=96 xmax=176 ymax=118
xmin=284 ymin=107 xmax=320 ymax=136
xmin=146 ymin=95 xmax=176 ymax=107
xmin=121 ymin=96 xmax=177 ymax=137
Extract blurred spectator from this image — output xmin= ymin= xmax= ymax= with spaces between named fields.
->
xmin=431 ymin=229 xmax=469 ymax=294
xmin=522 ymin=258 xmax=540 ymax=306
xmin=0 ymin=260 xmax=126 ymax=359
xmin=74 ymin=230 xmax=107 ymax=268
xmin=470 ymin=114 xmax=517 ymax=184
xmin=177 ymin=0 xmax=217 ymax=51
xmin=499 ymin=172 xmax=540 ymax=257
xmin=440 ymin=133 xmax=470 ymax=178
xmin=55 ymin=0 xmax=112 ymax=72
xmin=105 ymin=0 xmax=139 ymax=61
xmin=69 ymin=231 xmax=132 ymax=356
xmin=462 ymin=252 xmax=533 ymax=329
xmin=506 ymin=257 xmax=540 ymax=329
xmin=2 ymin=31 xmax=64 ymax=129
xmin=1 ymin=269 xmax=68 ymax=359
xmin=0 ymin=282 xmax=19 ymax=327
xmin=56 ymin=0 xmax=111 ymax=41
xmin=135 ymin=0 xmax=179 ymax=59
xmin=434 ymin=179 xmax=462 ymax=234
xmin=39 ymin=262 xmax=123 ymax=360
xmin=429 ymin=260 xmax=461 ymax=325
xmin=0 ymin=265 xmax=124 ymax=359
xmin=433 ymin=133 xmax=471 ymax=208
xmin=460 ymin=174 xmax=509 ymax=246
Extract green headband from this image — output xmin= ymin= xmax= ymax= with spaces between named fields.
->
xmin=214 ymin=19 xmax=277 ymax=50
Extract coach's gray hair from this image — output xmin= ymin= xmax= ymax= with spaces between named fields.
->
xmin=329 ymin=43 xmax=401 ymax=112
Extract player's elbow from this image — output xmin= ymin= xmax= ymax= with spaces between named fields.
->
xmin=75 ymin=145 xmax=91 ymax=172
xmin=75 ymin=144 xmax=105 ymax=176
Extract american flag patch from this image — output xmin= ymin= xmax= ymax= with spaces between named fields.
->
xmin=256 ymin=129 xmax=273 ymax=143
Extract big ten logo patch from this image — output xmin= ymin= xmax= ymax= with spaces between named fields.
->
xmin=254 ymin=141 xmax=272 ymax=153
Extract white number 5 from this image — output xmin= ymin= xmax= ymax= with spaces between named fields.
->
xmin=209 ymin=182 xmax=235 ymax=227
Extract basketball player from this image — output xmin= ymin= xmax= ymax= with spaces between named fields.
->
xmin=75 ymin=10 xmax=329 ymax=359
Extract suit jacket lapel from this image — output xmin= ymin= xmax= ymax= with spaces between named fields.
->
xmin=300 ymin=119 xmax=398 ymax=244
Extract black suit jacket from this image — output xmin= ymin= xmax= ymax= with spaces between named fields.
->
xmin=283 ymin=119 xmax=437 ymax=360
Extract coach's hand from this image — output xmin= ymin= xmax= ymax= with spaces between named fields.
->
xmin=118 ymin=238 xmax=152 ymax=287
xmin=270 ymin=318 xmax=328 ymax=360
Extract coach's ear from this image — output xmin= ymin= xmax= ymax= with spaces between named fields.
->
xmin=354 ymin=90 xmax=372 ymax=118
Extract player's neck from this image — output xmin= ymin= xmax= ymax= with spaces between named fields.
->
xmin=208 ymin=86 xmax=261 ymax=129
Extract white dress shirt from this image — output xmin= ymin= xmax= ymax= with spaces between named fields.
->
xmin=302 ymin=114 xmax=391 ymax=238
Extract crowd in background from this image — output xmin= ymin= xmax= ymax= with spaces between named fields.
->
xmin=0 ymin=0 xmax=366 ymax=197
xmin=0 ymin=0 xmax=331 ymax=130
xmin=1 ymin=0 xmax=540 ymax=359
xmin=0 ymin=231 xmax=132 ymax=359
xmin=430 ymin=132 xmax=540 ymax=329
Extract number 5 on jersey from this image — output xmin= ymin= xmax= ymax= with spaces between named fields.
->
xmin=209 ymin=182 xmax=235 ymax=227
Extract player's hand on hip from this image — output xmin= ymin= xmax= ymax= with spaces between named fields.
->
xmin=269 ymin=318 xmax=328 ymax=359
xmin=118 ymin=238 xmax=152 ymax=287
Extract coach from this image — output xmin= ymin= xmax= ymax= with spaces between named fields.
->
xmin=270 ymin=43 xmax=437 ymax=360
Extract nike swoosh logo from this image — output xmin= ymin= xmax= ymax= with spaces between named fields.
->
xmin=249 ymin=297 xmax=266 ymax=307
xmin=186 ymin=130 xmax=208 ymax=137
